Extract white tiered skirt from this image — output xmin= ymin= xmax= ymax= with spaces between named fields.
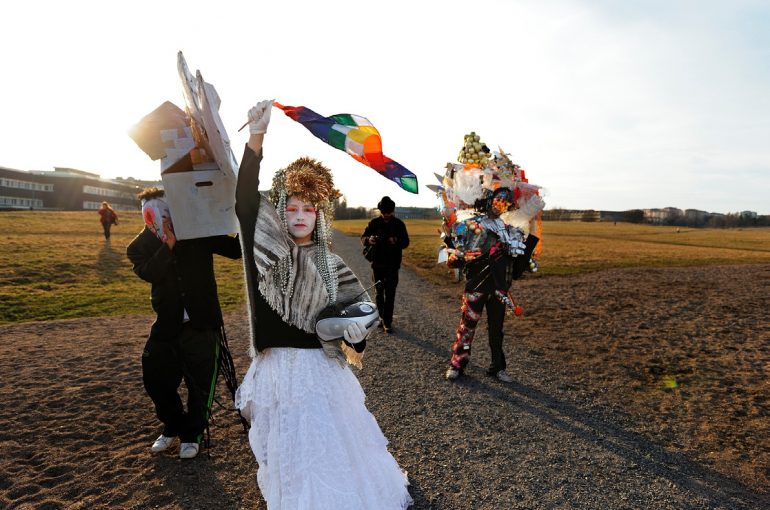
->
xmin=235 ymin=348 xmax=413 ymax=510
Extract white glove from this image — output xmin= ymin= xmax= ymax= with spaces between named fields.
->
xmin=343 ymin=321 xmax=367 ymax=345
xmin=248 ymin=99 xmax=273 ymax=135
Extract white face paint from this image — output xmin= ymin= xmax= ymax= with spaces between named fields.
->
xmin=285 ymin=195 xmax=317 ymax=244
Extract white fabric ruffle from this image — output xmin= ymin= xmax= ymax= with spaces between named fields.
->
xmin=235 ymin=348 xmax=413 ymax=510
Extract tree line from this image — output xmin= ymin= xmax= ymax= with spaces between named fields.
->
xmin=544 ymin=208 xmax=770 ymax=228
xmin=621 ymin=210 xmax=770 ymax=228
xmin=333 ymin=198 xmax=371 ymax=220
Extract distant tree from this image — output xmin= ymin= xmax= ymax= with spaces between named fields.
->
xmin=333 ymin=197 xmax=368 ymax=220
xmin=707 ymin=215 xmax=726 ymax=228
xmin=334 ymin=197 xmax=349 ymax=219
xmin=623 ymin=209 xmax=645 ymax=223
xmin=662 ymin=209 xmax=684 ymax=226
xmin=705 ymin=213 xmax=763 ymax=228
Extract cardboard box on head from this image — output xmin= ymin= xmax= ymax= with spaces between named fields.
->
xmin=128 ymin=53 xmax=239 ymax=241
xmin=160 ymin=167 xmax=237 ymax=241
xmin=128 ymin=101 xmax=189 ymax=161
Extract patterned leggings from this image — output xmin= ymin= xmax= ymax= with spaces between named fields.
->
xmin=449 ymin=291 xmax=507 ymax=372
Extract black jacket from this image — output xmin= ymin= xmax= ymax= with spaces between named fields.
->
xmin=361 ymin=216 xmax=410 ymax=269
xmin=127 ymin=227 xmax=242 ymax=341
xmin=463 ymin=233 xmax=540 ymax=293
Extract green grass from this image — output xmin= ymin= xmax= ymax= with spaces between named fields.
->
xmin=2 ymin=213 xmax=769 ymax=324
xmin=335 ymin=219 xmax=770 ymax=283
xmin=0 ymin=211 xmax=244 ymax=325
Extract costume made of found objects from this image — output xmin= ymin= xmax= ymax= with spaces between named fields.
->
xmin=126 ymin=196 xmax=242 ymax=444
xmin=233 ymin=145 xmax=413 ymax=509
xmin=433 ymin=132 xmax=545 ymax=375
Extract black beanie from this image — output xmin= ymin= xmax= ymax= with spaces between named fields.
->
xmin=377 ymin=196 xmax=395 ymax=213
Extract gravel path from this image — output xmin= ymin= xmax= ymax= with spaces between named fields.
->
xmin=332 ymin=231 xmax=768 ymax=510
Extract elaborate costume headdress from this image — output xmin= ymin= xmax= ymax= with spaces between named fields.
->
xmin=432 ymin=132 xmax=545 ymax=237
xmin=268 ymin=157 xmax=342 ymax=303
xmin=268 ymin=156 xmax=340 ymax=232
xmin=429 ymin=132 xmax=546 ymax=271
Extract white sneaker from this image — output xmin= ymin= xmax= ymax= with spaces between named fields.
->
xmin=496 ymin=370 xmax=513 ymax=383
xmin=445 ymin=367 xmax=461 ymax=380
xmin=151 ymin=434 xmax=176 ymax=453
xmin=179 ymin=442 xmax=200 ymax=459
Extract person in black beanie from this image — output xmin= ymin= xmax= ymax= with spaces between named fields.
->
xmin=361 ymin=196 xmax=410 ymax=333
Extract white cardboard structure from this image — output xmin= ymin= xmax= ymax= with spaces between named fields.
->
xmin=129 ymin=52 xmax=239 ymax=240
xmin=161 ymin=164 xmax=237 ymax=241
xmin=157 ymin=52 xmax=239 ymax=240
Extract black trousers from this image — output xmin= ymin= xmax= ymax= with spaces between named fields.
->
xmin=485 ymin=295 xmax=507 ymax=373
xmin=141 ymin=324 xmax=221 ymax=443
xmin=372 ymin=265 xmax=399 ymax=327
xmin=101 ymin=222 xmax=112 ymax=239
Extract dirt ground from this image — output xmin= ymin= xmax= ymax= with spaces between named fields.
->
xmin=1 ymin=233 xmax=768 ymax=509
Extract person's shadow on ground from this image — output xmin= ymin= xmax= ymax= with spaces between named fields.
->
xmin=396 ymin=327 xmax=769 ymax=510
xmin=97 ymin=241 xmax=123 ymax=282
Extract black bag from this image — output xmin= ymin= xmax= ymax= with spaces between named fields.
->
xmin=362 ymin=244 xmax=376 ymax=262
xmin=511 ymin=235 xmax=540 ymax=280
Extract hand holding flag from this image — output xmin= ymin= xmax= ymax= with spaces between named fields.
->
xmin=247 ymin=100 xmax=273 ymax=135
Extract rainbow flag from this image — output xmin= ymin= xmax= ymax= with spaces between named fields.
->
xmin=274 ymin=102 xmax=418 ymax=194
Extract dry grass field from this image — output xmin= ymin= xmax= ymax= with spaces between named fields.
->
xmin=0 ymin=211 xmax=244 ymax=324
xmin=335 ymin=218 xmax=770 ymax=282
xmin=2 ymin=212 xmax=770 ymax=324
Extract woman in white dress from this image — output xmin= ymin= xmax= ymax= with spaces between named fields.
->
xmin=234 ymin=100 xmax=413 ymax=510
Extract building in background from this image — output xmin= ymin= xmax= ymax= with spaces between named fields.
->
xmin=0 ymin=165 xmax=153 ymax=211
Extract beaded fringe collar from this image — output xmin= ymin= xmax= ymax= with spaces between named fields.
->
xmin=253 ymin=199 xmax=333 ymax=334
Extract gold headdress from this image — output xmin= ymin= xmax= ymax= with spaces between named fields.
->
xmin=269 ymin=157 xmax=341 ymax=231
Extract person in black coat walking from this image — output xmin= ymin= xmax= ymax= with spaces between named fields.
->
xmin=126 ymin=187 xmax=242 ymax=459
xmin=361 ymin=196 xmax=410 ymax=333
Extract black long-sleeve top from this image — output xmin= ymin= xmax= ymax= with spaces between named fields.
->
xmin=463 ymin=232 xmax=540 ymax=293
xmin=126 ymin=228 xmax=242 ymax=341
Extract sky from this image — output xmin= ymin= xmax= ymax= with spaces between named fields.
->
xmin=1 ymin=0 xmax=769 ymax=214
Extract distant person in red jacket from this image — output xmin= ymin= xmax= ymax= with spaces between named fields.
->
xmin=97 ymin=201 xmax=118 ymax=240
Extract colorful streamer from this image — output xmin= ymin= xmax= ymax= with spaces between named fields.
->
xmin=275 ymin=102 xmax=418 ymax=194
